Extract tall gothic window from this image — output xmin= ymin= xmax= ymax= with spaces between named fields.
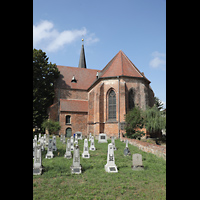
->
xmin=108 ymin=90 xmax=116 ymax=120
xmin=128 ymin=88 xmax=135 ymax=110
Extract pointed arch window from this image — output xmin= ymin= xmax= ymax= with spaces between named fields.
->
xmin=108 ymin=90 xmax=116 ymax=120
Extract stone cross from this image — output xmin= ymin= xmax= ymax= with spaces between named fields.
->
xmin=132 ymin=153 xmax=144 ymax=170
xmin=52 ymin=135 xmax=57 ymax=151
xmin=70 ymin=144 xmax=82 ymax=174
xmin=98 ymin=133 xmax=108 ymax=143
xmin=64 ymin=139 xmax=72 ymax=159
xmin=70 ymin=136 xmax=74 ymax=151
xmin=89 ymin=136 xmax=96 ymax=151
xmin=33 ymin=144 xmax=43 ymax=175
xmin=105 ymin=143 xmax=118 ymax=173
xmin=82 ymin=138 xmax=90 ymax=158
xmin=45 ymin=139 xmax=54 ymax=159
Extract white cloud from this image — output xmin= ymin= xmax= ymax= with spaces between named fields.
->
xmin=33 ymin=20 xmax=99 ymax=52
xmin=149 ymin=51 xmax=166 ymax=70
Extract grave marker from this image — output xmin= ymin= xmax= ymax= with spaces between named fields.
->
xmin=70 ymin=144 xmax=82 ymax=174
xmin=33 ymin=144 xmax=43 ymax=175
xmin=132 ymin=153 xmax=144 ymax=170
xmin=52 ymin=135 xmax=57 ymax=151
xmin=45 ymin=139 xmax=54 ymax=159
xmin=105 ymin=143 xmax=118 ymax=173
xmin=70 ymin=136 xmax=74 ymax=151
xmin=89 ymin=136 xmax=96 ymax=151
xmin=98 ymin=133 xmax=108 ymax=143
xmin=82 ymin=138 xmax=90 ymax=158
xmin=64 ymin=139 xmax=72 ymax=159
xmin=124 ymin=140 xmax=131 ymax=156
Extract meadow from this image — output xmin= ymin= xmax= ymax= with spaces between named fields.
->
xmin=33 ymin=137 xmax=166 ymax=200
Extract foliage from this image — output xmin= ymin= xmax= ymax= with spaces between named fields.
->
xmin=154 ymin=96 xmax=164 ymax=111
xmin=41 ymin=119 xmax=61 ymax=135
xmin=33 ymin=138 xmax=166 ymax=200
xmin=144 ymin=105 xmax=166 ymax=134
xmin=124 ymin=106 xmax=145 ymax=139
xmin=33 ymin=48 xmax=60 ymax=129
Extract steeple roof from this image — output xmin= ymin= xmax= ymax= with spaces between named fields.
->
xmin=99 ymin=50 xmax=150 ymax=82
xmin=78 ymin=41 xmax=87 ymax=68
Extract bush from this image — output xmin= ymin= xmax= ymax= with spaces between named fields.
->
xmin=41 ymin=119 xmax=61 ymax=135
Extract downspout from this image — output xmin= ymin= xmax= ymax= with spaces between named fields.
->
xmin=117 ymin=76 xmax=120 ymax=138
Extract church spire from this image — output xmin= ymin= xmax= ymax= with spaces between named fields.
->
xmin=78 ymin=39 xmax=87 ymax=68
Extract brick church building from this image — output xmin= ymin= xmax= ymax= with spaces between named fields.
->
xmin=48 ymin=42 xmax=154 ymax=138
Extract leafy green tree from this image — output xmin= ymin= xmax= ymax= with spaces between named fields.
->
xmin=124 ymin=107 xmax=145 ymax=139
xmin=144 ymin=105 xmax=166 ymax=134
xmin=154 ymin=96 xmax=164 ymax=110
xmin=41 ymin=119 xmax=61 ymax=135
xmin=33 ymin=49 xmax=60 ymax=129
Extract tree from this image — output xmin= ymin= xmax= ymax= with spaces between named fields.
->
xmin=41 ymin=119 xmax=61 ymax=135
xmin=144 ymin=105 xmax=166 ymax=134
xmin=33 ymin=49 xmax=60 ymax=129
xmin=124 ymin=107 xmax=145 ymax=139
xmin=154 ymin=96 xmax=164 ymax=111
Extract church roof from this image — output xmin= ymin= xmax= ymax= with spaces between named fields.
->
xmin=99 ymin=50 xmax=150 ymax=82
xmin=60 ymin=99 xmax=88 ymax=112
xmin=56 ymin=65 xmax=100 ymax=90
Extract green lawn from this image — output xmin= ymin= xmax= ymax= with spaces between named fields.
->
xmin=33 ymin=137 xmax=166 ymax=200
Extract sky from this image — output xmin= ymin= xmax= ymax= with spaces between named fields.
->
xmin=33 ymin=0 xmax=166 ymax=108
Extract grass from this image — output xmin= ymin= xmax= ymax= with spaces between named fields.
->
xmin=33 ymin=137 xmax=166 ymax=200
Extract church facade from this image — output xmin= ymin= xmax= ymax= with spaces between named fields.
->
xmin=48 ymin=44 xmax=155 ymax=138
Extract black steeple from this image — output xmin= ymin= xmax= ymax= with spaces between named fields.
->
xmin=78 ymin=39 xmax=87 ymax=68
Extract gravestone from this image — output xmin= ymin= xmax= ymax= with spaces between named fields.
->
xmin=43 ymin=134 xmax=46 ymax=146
xmin=75 ymin=131 xmax=82 ymax=140
xmin=70 ymin=144 xmax=82 ymax=174
xmin=62 ymin=135 xmax=66 ymax=144
xmin=33 ymin=144 xmax=43 ymax=175
xmin=34 ymin=135 xmax=37 ymax=141
xmin=89 ymin=133 xmax=92 ymax=142
xmin=70 ymin=136 xmax=74 ymax=151
xmin=132 ymin=153 xmax=144 ymax=170
xmin=64 ymin=139 xmax=72 ymax=159
xmin=45 ymin=139 xmax=54 ymax=159
xmin=111 ymin=136 xmax=117 ymax=150
xmin=82 ymin=139 xmax=90 ymax=158
xmin=52 ymin=135 xmax=57 ymax=151
xmin=105 ymin=143 xmax=118 ymax=173
xmin=40 ymin=136 xmax=45 ymax=151
xmin=60 ymin=134 xmax=63 ymax=142
xmin=124 ymin=140 xmax=131 ymax=156
xmin=33 ymin=139 xmax=37 ymax=158
xmin=74 ymin=134 xmax=78 ymax=145
xmin=98 ymin=133 xmax=108 ymax=143
xmin=89 ymin=136 xmax=96 ymax=151
xmin=45 ymin=134 xmax=49 ymax=147
xmin=38 ymin=133 xmax=41 ymax=142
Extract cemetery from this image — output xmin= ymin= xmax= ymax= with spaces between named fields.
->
xmin=33 ymin=134 xmax=166 ymax=199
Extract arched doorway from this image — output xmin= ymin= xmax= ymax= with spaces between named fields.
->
xmin=66 ymin=127 xmax=72 ymax=138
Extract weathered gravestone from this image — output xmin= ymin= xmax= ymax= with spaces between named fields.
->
xmin=45 ymin=134 xmax=49 ymax=147
xmin=70 ymin=144 xmax=82 ymax=174
xmin=89 ymin=133 xmax=92 ymax=142
xmin=70 ymin=136 xmax=74 ymax=151
xmin=105 ymin=143 xmax=118 ymax=173
xmin=52 ymin=135 xmax=57 ymax=151
xmin=124 ymin=140 xmax=131 ymax=156
xmin=34 ymin=135 xmax=37 ymax=141
xmin=89 ymin=136 xmax=96 ymax=151
xmin=60 ymin=134 xmax=63 ymax=142
xmin=75 ymin=131 xmax=82 ymax=140
xmin=33 ymin=145 xmax=43 ymax=175
xmin=64 ymin=139 xmax=72 ymax=159
xmin=40 ymin=136 xmax=45 ymax=151
xmin=74 ymin=134 xmax=78 ymax=145
xmin=82 ymin=138 xmax=90 ymax=158
xmin=131 ymin=153 xmax=144 ymax=170
xmin=45 ymin=139 xmax=54 ymax=159
xmin=33 ymin=139 xmax=37 ymax=158
xmin=111 ymin=136 xmax=117 ymax=150
xmin=98 ymin=133 xmax=108 ymax=143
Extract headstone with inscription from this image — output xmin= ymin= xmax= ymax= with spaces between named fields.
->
xmin=131 ymin=153 xmax=144 ymax=170
xmin=64 ymin=139 xmax=72 ymax=159
xmin=70 ymin=136 xmax=74 ymax=151
xmin=70 ymin=144 xmax=82 ymax=174
xmin=52 ymin=135 xmax=57 ymax=151
xmin=89 ymin=136 xmax=96 ymax=151
xmin=33 ymin=144 xmax=43 ymax=175
xmin=124 ymin=140 xmax=131 ymax=156
xmin=75 ymin=131 xmax=82 ymax=140
xmin=98 ymin=133 xmax=108 ymax=143
xmin=105 ymin=143 xmax=118 ymax=173
xmin=45 ymin=139 xmax=54 ymax=159
xmin=82 ymin=138 xmax=90 ymax=158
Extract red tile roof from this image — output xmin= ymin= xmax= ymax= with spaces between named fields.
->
xmin=99 ymin=50 xmax=150 ymax=82
xmin=56 ymin=66 xmax=100 ymax=90
xmin=60 ymin=99 xmax=88 ymax=112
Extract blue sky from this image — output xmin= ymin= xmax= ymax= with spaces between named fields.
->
xmin=33 ymin=0 xmax=166 ymax=108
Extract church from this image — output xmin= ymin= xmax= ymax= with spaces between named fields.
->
xmin=48 ymin=41 xmax=155 ymax=138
